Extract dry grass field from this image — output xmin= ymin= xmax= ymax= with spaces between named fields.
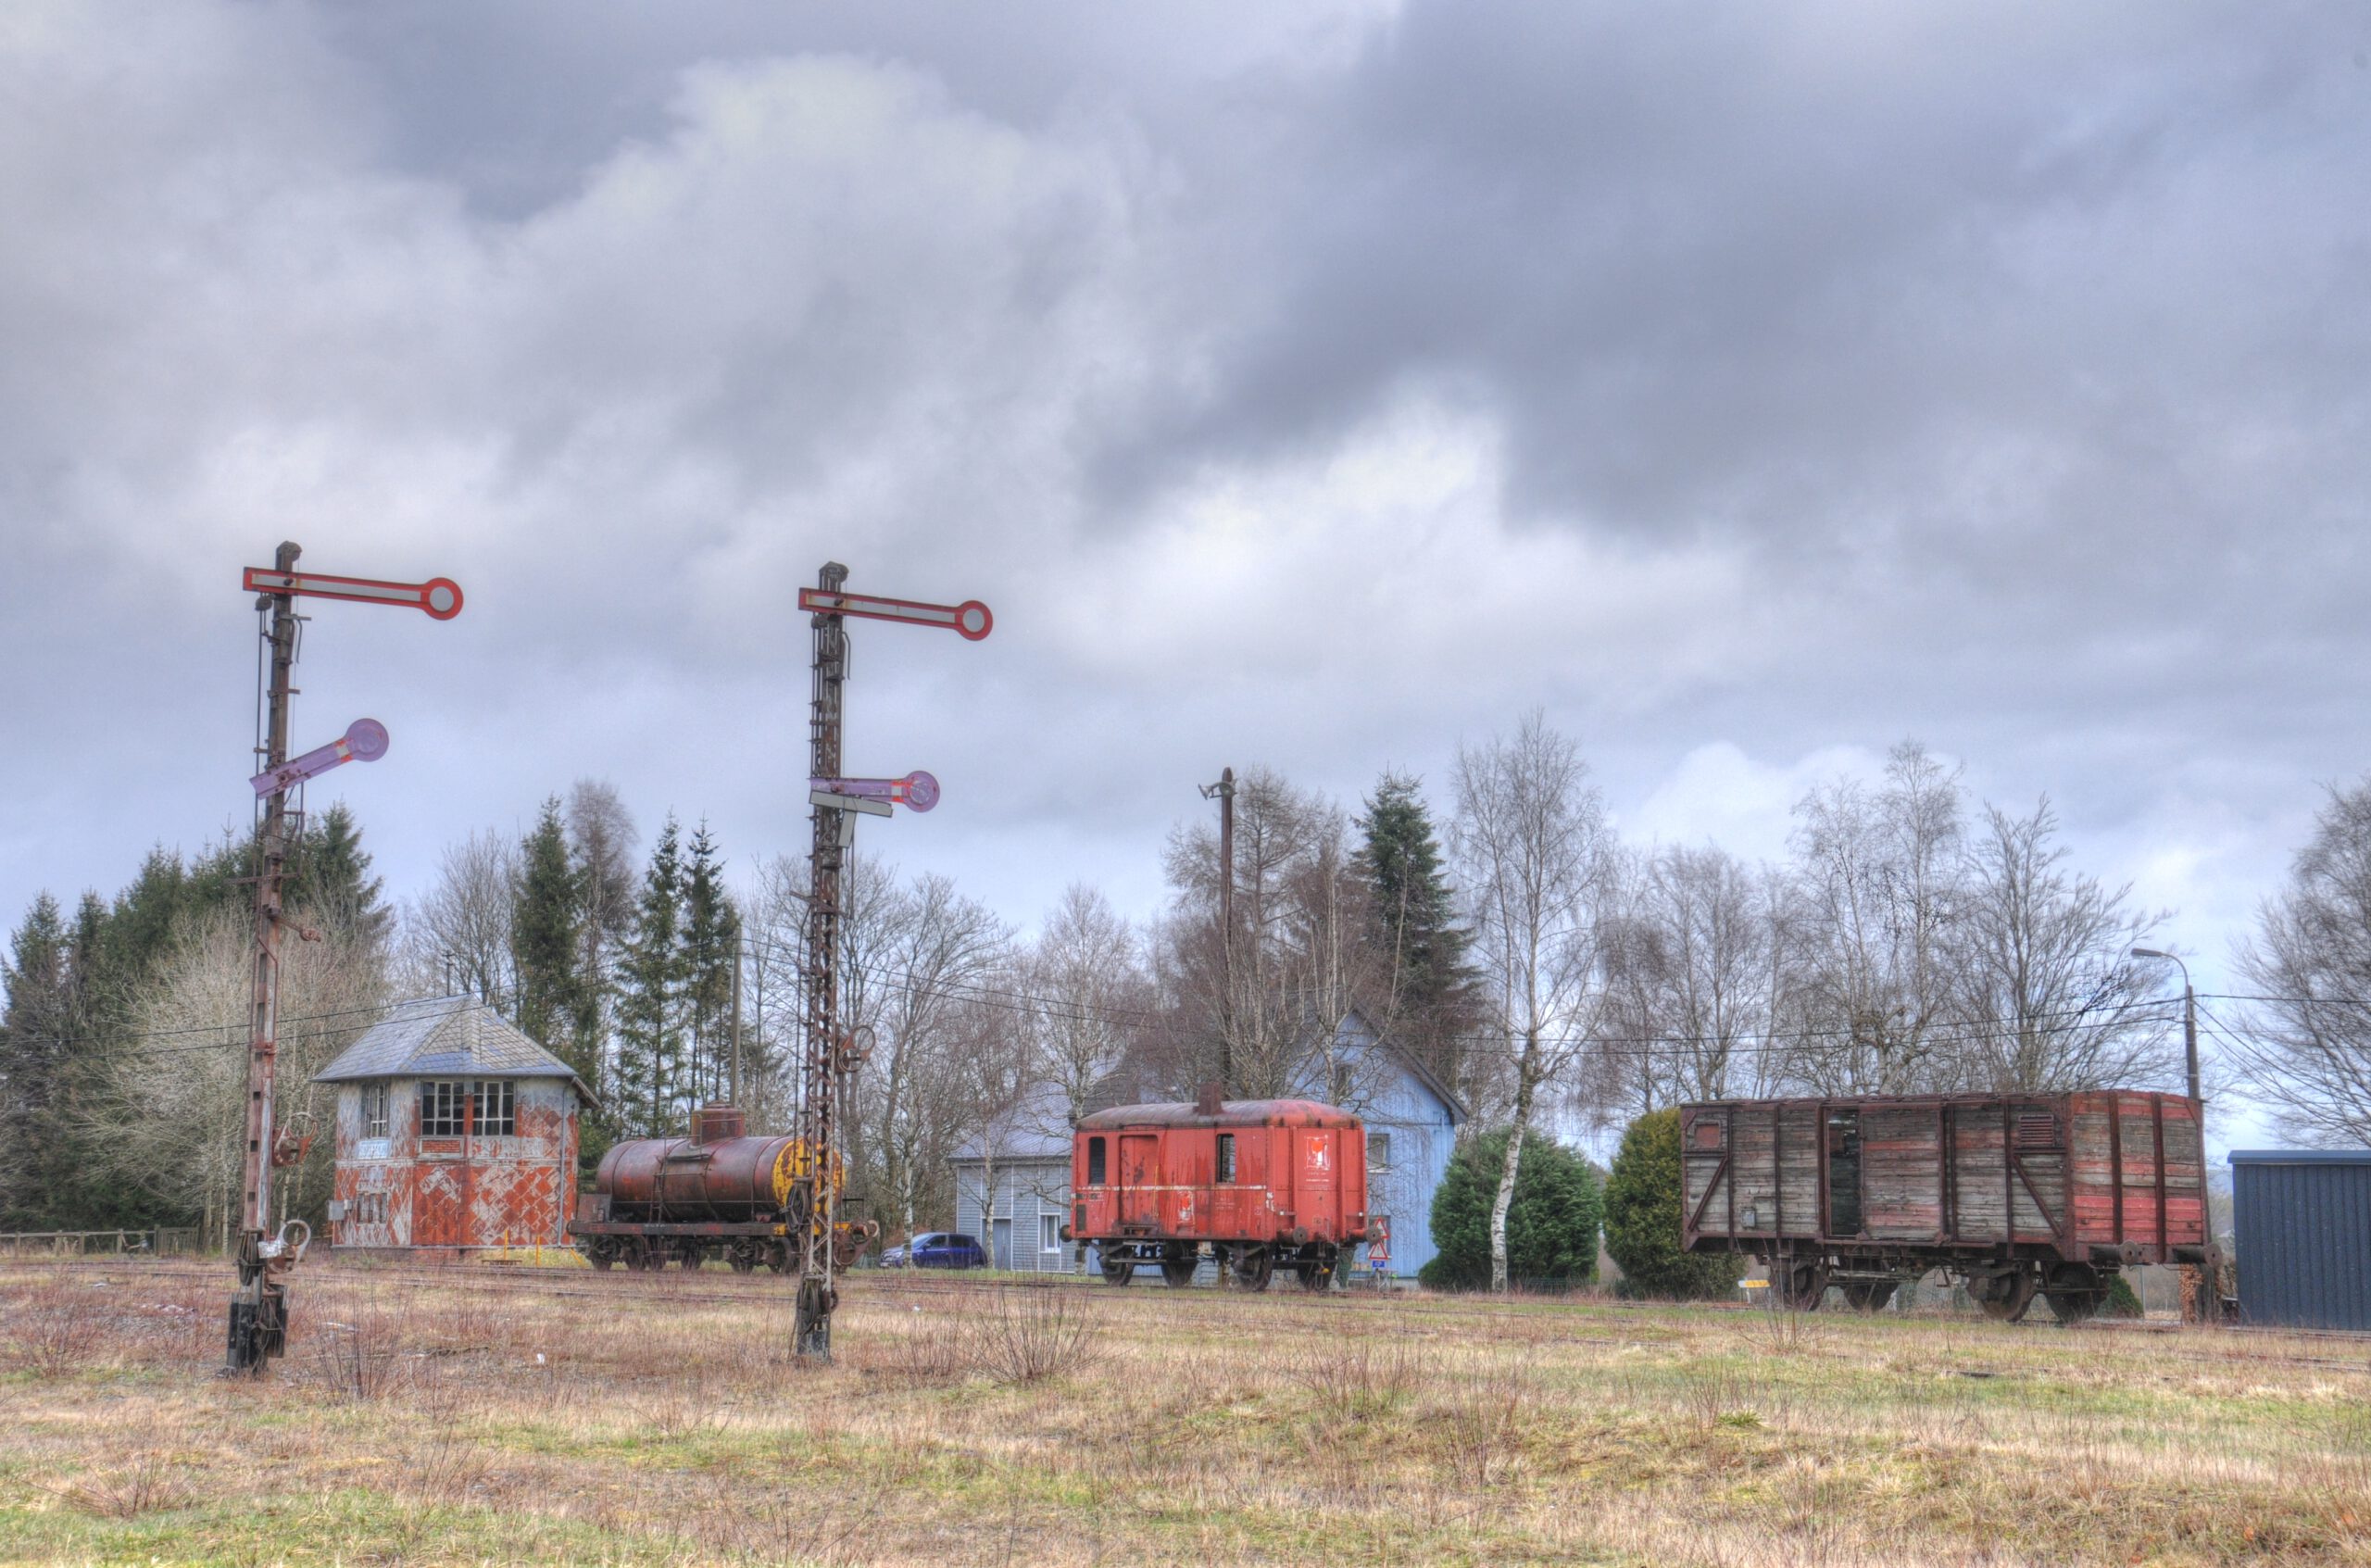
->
xmin=2 ymin=1256 xmax=2367 ymax=1566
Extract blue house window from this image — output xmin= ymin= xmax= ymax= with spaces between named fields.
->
xmin=1369 ymin=1133 xmax=1391 ymax=1172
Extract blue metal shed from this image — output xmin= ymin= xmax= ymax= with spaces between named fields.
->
xmin=2229 ymin=1149 xmax=2371 ymax=1331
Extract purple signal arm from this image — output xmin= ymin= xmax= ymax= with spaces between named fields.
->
xmin=251 ymin=719 xmax=390 ymax=797
xmin=809 ymin=771 xmax=940 ymax=812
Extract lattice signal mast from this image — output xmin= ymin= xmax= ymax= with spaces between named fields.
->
xmin=793 ymin=565 xmax=990 ymax=1359
xmin=230 ymin=545 xmax=460 ymax=1374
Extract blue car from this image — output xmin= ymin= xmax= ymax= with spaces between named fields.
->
xmin=883 ymin=1232 xmax=988 ymax=1269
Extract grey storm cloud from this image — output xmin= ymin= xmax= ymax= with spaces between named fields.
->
xmin=1 ymin=0 xmax=2365 ymax=1045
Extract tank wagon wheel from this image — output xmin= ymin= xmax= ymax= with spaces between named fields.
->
xmin=1231 ymin=1248 xmax=1275 ymax=1293
xmin=1775 ymin=1261 xmax=1828 ymax=1311
xmin=673 ymin=1242 xmax=706 ymax=1272
xmin=1841 ymin=1280 xmax=1896 ymax=1313
xmin=1099 ymin=1252 xmax=1136 ymax=1286
xmin=2044 ymin=1263 xmax=2106 ymax=1325
xmin=765 ymin=1242 xmax=793 ymax=1275
xmin=1974 ymin=1268 xmax=2039 ymax=1323
xmin=726 ymin=1242 xmax=760 ymax=1274
xmin=1160 ymin=1247 xmax=1197 ymax=1288
xmin=621 ymin=1240 xmax=655 ymax=1273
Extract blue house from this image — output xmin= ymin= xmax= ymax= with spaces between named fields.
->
xmin=1290 ymin=1008 xmax=1469 ymax=1281
xmin=948 ymin=1008 xmax=1468 ymax=1282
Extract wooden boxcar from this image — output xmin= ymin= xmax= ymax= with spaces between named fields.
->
xmin=1681 ymin=1091 xmax=2212 ymax=1322
xmin=1064 ymin=1097 xmax=1382 ymax=1290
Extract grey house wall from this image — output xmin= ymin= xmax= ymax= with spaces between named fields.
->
xmin=950 ymin=1157 xmax=1078 ymax=1273
xmin=2232 ymin=1150 xmax=2371 ymax=1331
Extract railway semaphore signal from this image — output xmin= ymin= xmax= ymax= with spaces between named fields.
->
xmin=228 ymin=545 xmax=459 ymax=1375
xmin=248 ymin=718 xmax=389 ymax=797
xmin=794 ymin=566 xmax=987 ymax=1360
xmin=807 ymin=770 xmax=940 ymax=814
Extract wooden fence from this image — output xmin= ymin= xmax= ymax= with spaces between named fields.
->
xmin=0 ymin=1227 xmax=206 ymax=1257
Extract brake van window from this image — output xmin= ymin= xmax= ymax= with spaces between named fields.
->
xmin=1216 ymin=1134 xmax=1236 ymax=1183
xmin=1087 ymin=1136 xmax=1107 ymax=1185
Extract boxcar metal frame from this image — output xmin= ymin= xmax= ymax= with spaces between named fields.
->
xmin=1680 ymin=1091 xmax=2212 ymax=1323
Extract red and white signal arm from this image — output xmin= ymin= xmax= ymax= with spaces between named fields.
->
xmin=245 ymin=566 xmax=464 ymax=621
xmin=797 ymin=586 xmax=991 ymax=641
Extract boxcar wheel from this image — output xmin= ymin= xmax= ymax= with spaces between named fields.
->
xmin=1232 ymin=1248 xmax=1274 ymax=1292
xmin=1100 ymin=1253 xmax=1136 ymax=1286
xmin=1975 ymin=1268 xmax=2038 ymax=1323
xmin=1841 ymin=1280 xmax=1896 ymax=1312
xmin=1775 ymin=1261 xmax=1828 ymax=1311
xmin=1160 ymin=1254 xmax=1197 ymax=1288
xmin=2045 ymin=1263 xmax=2104 ymax=1324
xmin=1296 ymin=1255 xmax=1336 ymax=1292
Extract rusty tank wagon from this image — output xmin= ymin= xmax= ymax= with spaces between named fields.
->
xmin=569 ymin=1106 xmax=874 ymax=1273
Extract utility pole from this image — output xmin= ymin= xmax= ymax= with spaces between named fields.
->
xmin=1200 ymin=767 xmax=1236 ymax=1094
xmin=2130 ymin=947 xmax=2201 ymax=1104
xmin=729 ymin=925 xmax=745 ymax=1109
xmin=228 ymin=549 xmax=459 ymax=1374
xmin=791 ymin=566 xmax=990 ymax=1360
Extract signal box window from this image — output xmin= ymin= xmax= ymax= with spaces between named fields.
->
xmin=1369 ymin=1133 xmax=1391 ymax=1172
xmin=1216 ymin=1134 xmax=1236 ymax=1184
xmin=471 ymin=1080 xmax=515 ymax=1136
xmin=361 ymin=1082 xmax=389 ymax=1139
xmin=420 ymin=1081 xmax=467 ymax=1136
xmin=1086 ymin=1136 xmax=1107 ymax=1185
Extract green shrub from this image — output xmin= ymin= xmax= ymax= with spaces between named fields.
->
xmin=2104 ymin=1273 xmax=2143 ymax=1319
xmin=1602 ymin=1109 xmax=1741 ymax=1300
xmin=1418 ymin=1127 xmax=1600 ymax=1291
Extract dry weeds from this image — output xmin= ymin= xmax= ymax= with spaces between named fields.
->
xmin=0 ymin=1260 xmax=2365 ymax=1565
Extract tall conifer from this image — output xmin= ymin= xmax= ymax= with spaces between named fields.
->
xmin=1356 ymin=771 xmax=1477 ymax=1091
xmin=512 ymin=797 xmax=583 ymax=1067
xmin=614 ymin=817 xmax=684 ymax=1135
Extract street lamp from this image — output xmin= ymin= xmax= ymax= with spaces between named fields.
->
xmin=2130 ymin=948 xmax=2200 ymax=1103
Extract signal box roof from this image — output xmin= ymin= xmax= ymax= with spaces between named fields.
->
xmin=314 ymin=996 xmax=594 ymax=1101
xmin=1075 ymin=1098 xmax=1359 ymax=1132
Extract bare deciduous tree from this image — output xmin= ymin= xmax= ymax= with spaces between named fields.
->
xmin=2230 ymin=780 xmax=2371 ymax=1145
xmin=397 ymin=829 xmax=518 ymax=1003
xmin=87 ymin=903 xmax=384 ymax=1249
xmin=1783 ymin=741 xmax=1964 ymax=1092
xmin=845 ymin=868 xmax=1012 ymax=1239
xmin=1450 ymin=712 xmax=1616 ymax=1293
xmin=1948 ymin=798 xmax=2173 ymax=1092
xmin=1590 ymin=843 xmax=1775 ymax=1118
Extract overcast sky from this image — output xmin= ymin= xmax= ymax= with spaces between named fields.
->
xmin=5 ymin=3 xmax=2367 ymax=1113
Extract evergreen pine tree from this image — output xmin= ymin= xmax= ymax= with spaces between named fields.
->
xmin=678 ymin=822 xmax=737 ymax=1107
xmin=614 ymin=817 xmax=684 ymax=1136
xmin=291 ymin=802 xmax=390 ymax=948
xmin=1356 ymin=771 xmax=1477 ymax=1089
xmin=0 ymin=896 xmax=74 ymax=1228
xmin=511 ymin=797 xmax=584 ymax=1065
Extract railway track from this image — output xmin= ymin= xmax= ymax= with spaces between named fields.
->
xmin=8 ymin=1253 xmax=2366 ymax=1370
